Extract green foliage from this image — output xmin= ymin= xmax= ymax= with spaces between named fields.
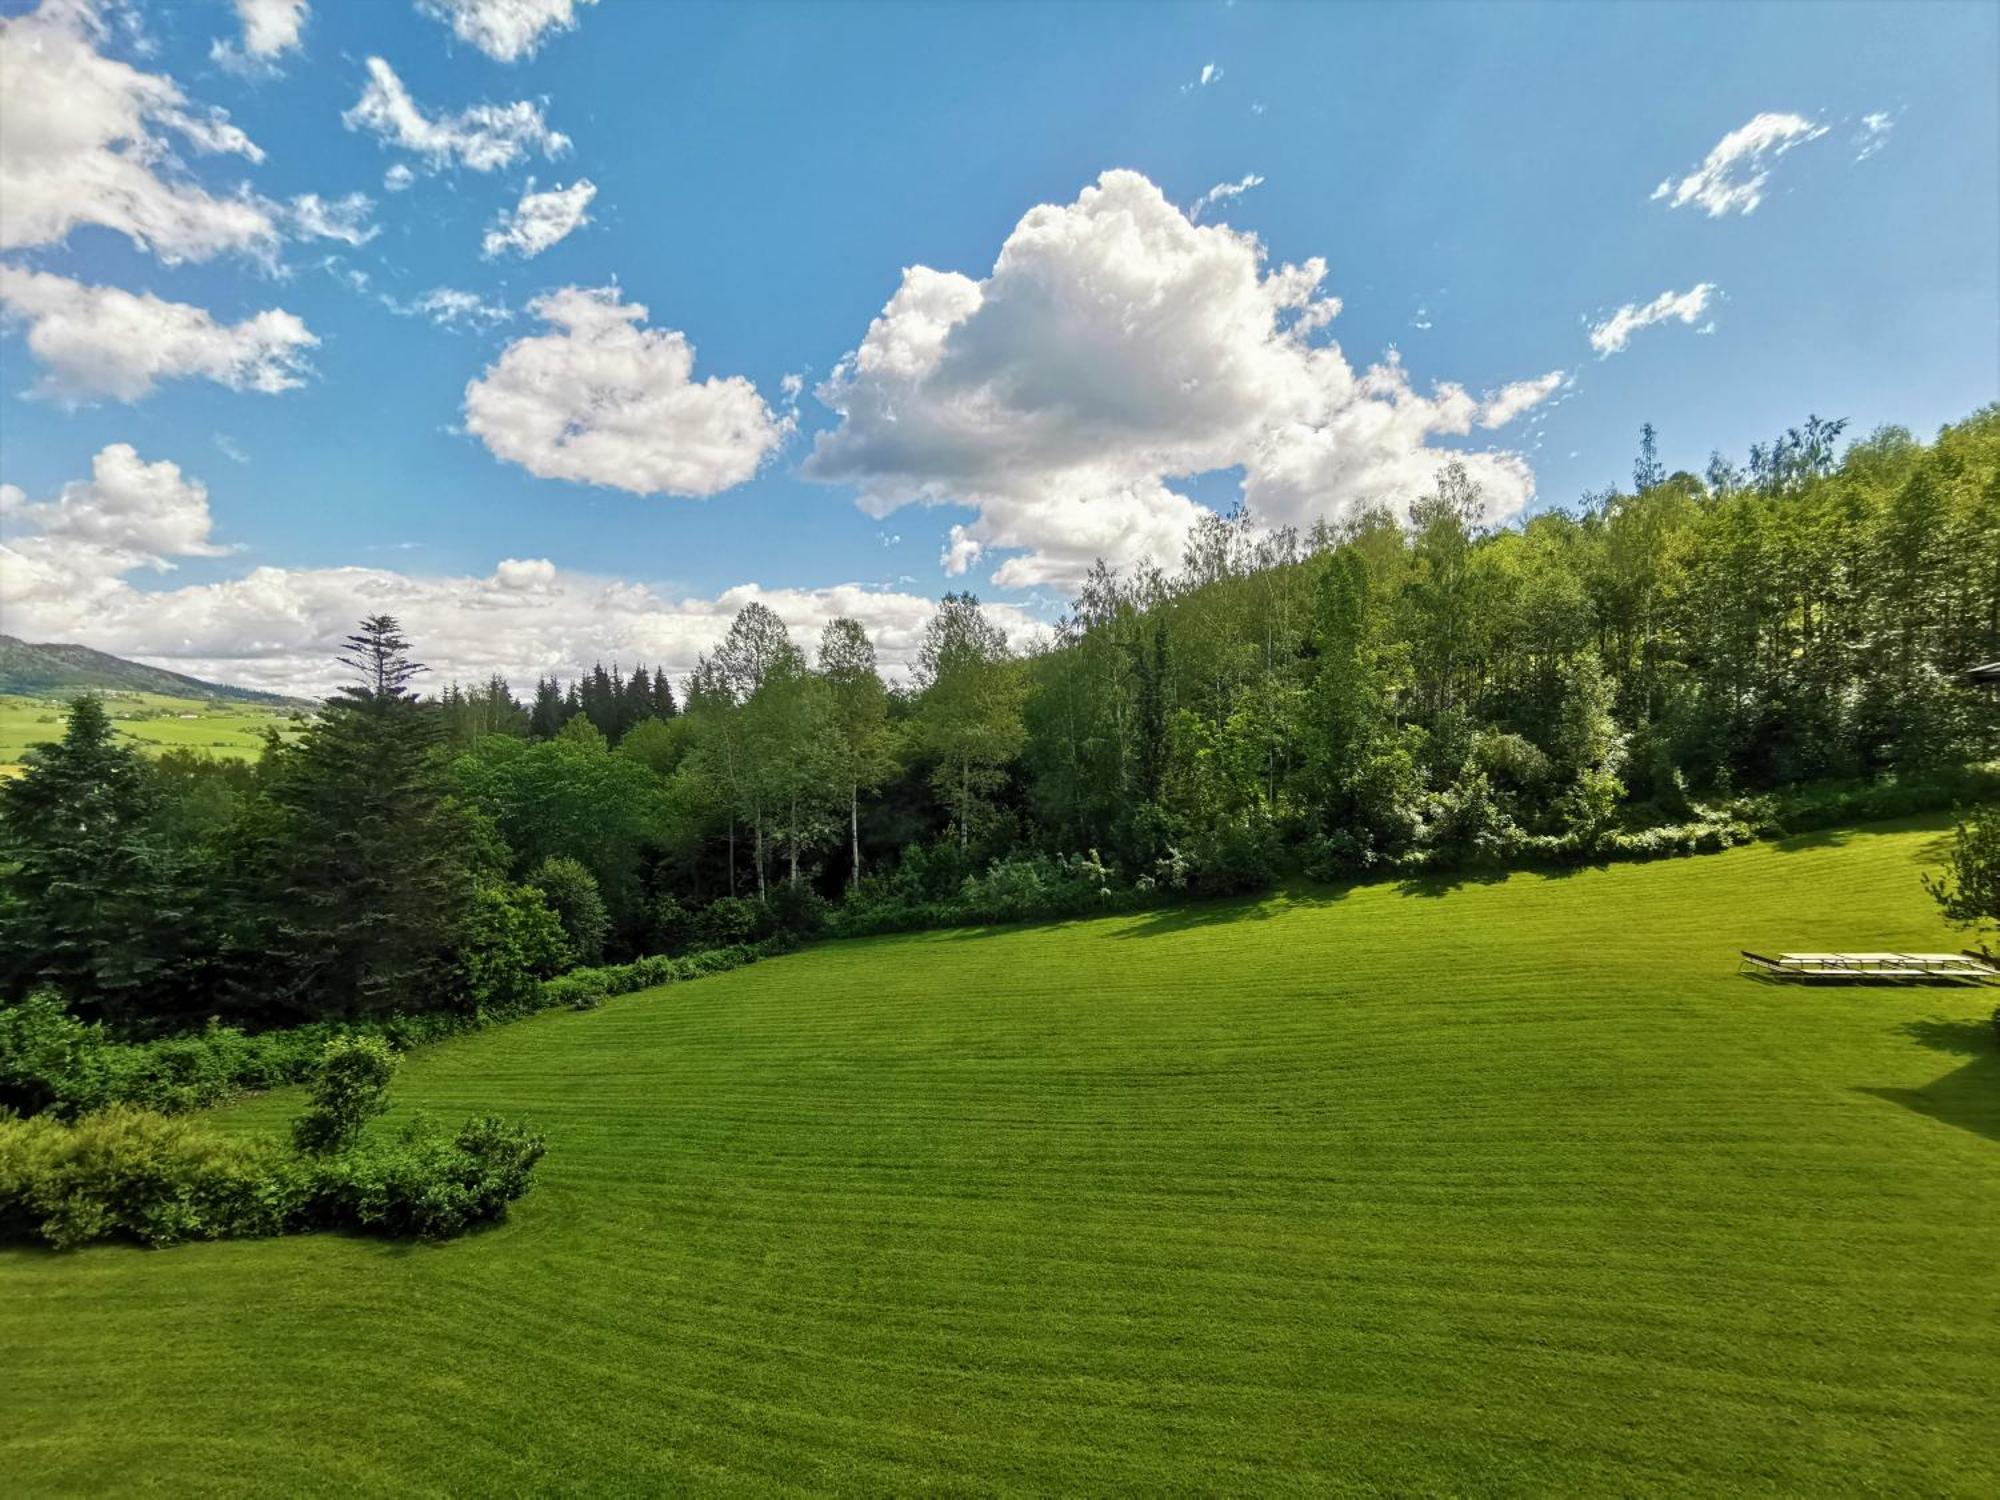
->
xmin=0 ymin=1106 xmax=288 ymax=1250
xmin=0 ymin=696 xmax=218 ymax=1023
xmin=0 ymin=1040 xmax=545 ymax=1250
xmin=1925 ymin=805 xmax=2000 ymax=955
xmin=244 ymin=619 xmax=489 ymax=1021
xmin=291 ymin=1035 xmax=396 ymax=1155
xmin=528 ymin=856 xmax=611 ymax=966
xmin=294 ymin=1114 xmax=545 ymax=1240
xmin=451 ymin=882 xmax=570 ymax=1013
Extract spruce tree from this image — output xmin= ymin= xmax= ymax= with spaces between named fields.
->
xmin=247 ymin=617 xmax=484 ymax=1020
xmin=528 ymin=677 xmax=563 ymax=739
xmin=0 ymin=697 xmax=212 ymax=1023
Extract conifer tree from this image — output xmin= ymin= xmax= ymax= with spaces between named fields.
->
xmin=247 ymin=617 xmax=485 ymax=1020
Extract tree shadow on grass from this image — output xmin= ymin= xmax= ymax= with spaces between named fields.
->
xmin=1860 ymin=1020 xmax=2000 ymax=1144
xmin=1770 ymin=827 xmax=1855 ymax=854
xmin=1898 ymin=1016 xmax=1998 ymax=1057
xmin=1108 ymin=884 xmax=1353 ymax=940
xmin=1394 ymin=865 xmax=1517 ymax=899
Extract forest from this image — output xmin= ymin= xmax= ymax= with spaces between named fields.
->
xmin=3 ymin=407 xmax=1996 ymax=1038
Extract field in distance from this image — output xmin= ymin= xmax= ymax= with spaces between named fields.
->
xmin=0 ymin=691 xmax=303 ymax=774
xmin=1 ymin=818 xmax=1994 ymax=1494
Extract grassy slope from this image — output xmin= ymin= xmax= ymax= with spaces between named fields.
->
xmin=0 ymin=692 xmax=298 ymax=773
xmin=3 ymin=820 xmax=1996 ymax=1495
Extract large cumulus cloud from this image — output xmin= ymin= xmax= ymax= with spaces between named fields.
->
xmin=808 ymin=169 xmax=1560 ymax=589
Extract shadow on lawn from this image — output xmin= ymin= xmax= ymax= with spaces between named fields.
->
xmin=1861 ymin=1020 xmax=2000 ymax=1144
xmin=1770 ymin=827 xmax=1855 ymax=854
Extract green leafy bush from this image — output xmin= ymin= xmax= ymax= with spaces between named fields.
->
xmin=0 ymin=1044 xmax=546 ymax=1250
xmin=453 ymin=882 xmax=571 ymax=1014
xmin=0 ymin=1106 xmax=289 ymax=1250
xmin=291 ymin=1036 xmax=395 ymax=1155
xmin=527 ymin=857 xmax=611 ymax=966
xmin=295 ymin=1115 xmax=545 ymax=1240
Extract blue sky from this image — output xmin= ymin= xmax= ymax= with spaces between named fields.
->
xmin=1 ymin=0 xmax=1996 ymax=693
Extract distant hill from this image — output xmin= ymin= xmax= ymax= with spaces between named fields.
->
xmin=0 ymin=635 xmax=304 ymax=706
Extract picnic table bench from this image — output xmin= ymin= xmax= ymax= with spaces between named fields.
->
xmin=1738 ymin=950 xmax=2000 ymax=984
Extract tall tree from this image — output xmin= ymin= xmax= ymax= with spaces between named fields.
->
xmin=913 ymin=593 xmax=1026 ymax=851
xmin=247 ymin=618 xmax=486 ymax=1020
xmin=818 ymin=617 xmax=898 ymax=887
xmin=0 ymin=698 xmax=212 ymax=1022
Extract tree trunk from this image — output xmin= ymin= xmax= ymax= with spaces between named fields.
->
xmin=960 ymin=759 xmax=970 ymax=852
xmin=849 ymin=782 xmax=861 ymax=889
xmin=756 ymin=813 xmax=767 ymax=900
xmin=727 ymin=820 xmax=736 ymax=896
xmin=788 ymin=792 xmax=799 ymax=889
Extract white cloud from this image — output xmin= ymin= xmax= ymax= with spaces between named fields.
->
xmin=0 ymin=0 xmax=278 ymax=262
xmin=1190 ymin=172 xmax=1264 ymax=222
xmin=481 ymin=178 xmax=595 ymax=259
xmin=212 ymin=432 xmax=251 ymax=464
xmin=342 ymin=56 xmax=570 ymax=174
xmin=287 ymin=191 xmax=377 ymax=246
xmin=1477 ymin=369 xmax=1567 ymax=428
xmin=808 ymin=169 xmax=1550 ymax=590
xmin=0 ymin=442 xmax=227 ymax=566
xmin=0 ymin=464 xmax=1043 ymax=695
xmin=1854 ymin=111 xmax=1894 ymax=162
xmin=1587 ymin=283 xmax=1717 ymax=357
xmin=382 ymin=285 xmax=512 ymax=331
xmin=464 ymin=285 xmax=790 ymax=497
xmin=1182 ymin=61 xmax=1222 ymax=92
xmin=211 ymin=0 xmax=308 ymax=75
xmin=416 ymin=0 xmax=596 ymax=63
xmin=1651 ymin=112 xmax=1827 ymax=216
xmin=0 ymin=265 xmax=317 ymax=401
xmin=383 ymin=162 xmax=415 ymax=192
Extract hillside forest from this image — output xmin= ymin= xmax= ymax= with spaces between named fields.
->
xmin=4 ymin=408 xmax=1997 ymax=1034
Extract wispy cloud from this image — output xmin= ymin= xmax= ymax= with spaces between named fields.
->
xmin=1588 ymin=283 xmax=1718 ymax=356
xmin=1652 ymin=112 xmax=1826 ymax=216
xmin=1853 ymin=111 xmax=1895 ymax=162
xmin=1182 ymin=61 xmax=1222 ymax=93
xmin=1189 ymin=173 xmax=1264 ymax=222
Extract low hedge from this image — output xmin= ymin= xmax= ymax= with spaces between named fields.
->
xmin=0 ymin=1043 xmax=545 ymax=1251
xmin=0 ymin=937 xmax=794 ymax=1121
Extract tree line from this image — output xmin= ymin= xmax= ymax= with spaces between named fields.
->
xmin=2 ymin=407 xmax=1995 ymax=1032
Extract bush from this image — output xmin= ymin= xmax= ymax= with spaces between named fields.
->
xmin=0 ymin=1106 xmax=289 ymax=1249
xmin=291 ymin=1036 xmax=395 ymax=1155
xmin=296 ymin=1114 xmax=545 ymax=1240
xmin=1184 ymin=817 xmax=1282 ymax=897
xmin=646 ymin=892 xmax=695 ymax=955
xmin=694 ymin=895 xmax=771 ymax=949
xmin=528 ymin=857 xmax=610 ymax=967
xmin=453 ymin=882 xmax=570 ymax=1015
xmin=0 ymin=991 xmax=117 ymax=1118
xmin=0 ymin=1043 xmax=547 ymax=1250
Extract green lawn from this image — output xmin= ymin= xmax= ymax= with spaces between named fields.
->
xmin=3 ymin=820 xmax=1996 ymax=1495
xmin=0 ymin=692 xmax=300 ymax=774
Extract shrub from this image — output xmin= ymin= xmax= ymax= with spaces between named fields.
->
xmin=0 ymin=1040 xmax=548 ymax=1250
xmin=1185 ymin=816 xmax=1282 ymax=897
xmin=296 ymin=1115 xmax=545 ymax=1240
xmin=647 ymin=892 xmax=695 ymax=956
xmin=0 ymin=1106 xmax=290 ymax=1250
xmin=695 ymin=896 xmax=771 ymax=948
xmin=291 ymin=1036 xmax=396 ymax=1155
xmin=453 ymin=882 xmax=571 ymax=1015
xmin=528 ymin=857 xmax=610 ymax=967
xmin=0 ymin=991 xmax=116 ymax=1118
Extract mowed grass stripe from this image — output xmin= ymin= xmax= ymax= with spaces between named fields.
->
xmin=3 ymin=817 xmax=1996 ymax=1495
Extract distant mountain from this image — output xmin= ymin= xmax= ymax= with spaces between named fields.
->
xmin=0 ymin=635 xmax=304 ymax=706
